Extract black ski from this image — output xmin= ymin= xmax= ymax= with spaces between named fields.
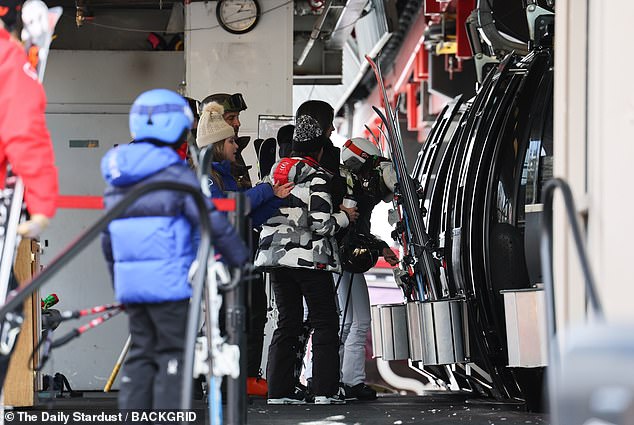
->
xmin=254 ymin=137 xmax=277 ymax=180
xmin=365 ymin=54 xmax=440 ymax=301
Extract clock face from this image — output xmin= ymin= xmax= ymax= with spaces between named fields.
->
xmin=216 ymin=0 xmax=261 ymax=35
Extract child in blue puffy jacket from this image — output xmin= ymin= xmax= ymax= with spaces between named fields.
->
xmin=100 ymin=89 xmax=249 ymax=410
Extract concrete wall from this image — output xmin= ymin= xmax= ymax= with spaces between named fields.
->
xmin=185 ymin=0 xmax=294 ymax=182
xmin=41 ymin=51 xmax=185 ymax=390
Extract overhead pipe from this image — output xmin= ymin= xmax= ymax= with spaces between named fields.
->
xmin=296 ymin=0 xmax=334 ymax=67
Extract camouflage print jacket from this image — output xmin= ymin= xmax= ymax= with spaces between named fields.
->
xmin=254 ymin=156 xmax=350 ymax=273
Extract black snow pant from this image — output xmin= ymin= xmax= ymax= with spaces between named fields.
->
xmin=267 ymin=268 xmax=340 ymax=399
xmin=118 ymin=300 xmax=188 ymax=410
xmin=246 ymin=272 xmax=267 ymax=377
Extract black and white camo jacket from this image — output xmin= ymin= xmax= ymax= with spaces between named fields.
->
xmin=254 ymin=156 xmax=350 ymax=273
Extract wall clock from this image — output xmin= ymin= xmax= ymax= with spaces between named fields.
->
xmin=216 ymin=0 xmax=261 ymax=35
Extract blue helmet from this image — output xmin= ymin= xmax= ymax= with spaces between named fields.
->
xmin=129 ymin=89 xmax=194 ymax=144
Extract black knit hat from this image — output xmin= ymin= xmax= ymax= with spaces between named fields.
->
xmin=0 ymin=0 xmax=22 ymax=30
xmin=277 ymin=124 xmax=294 ymax=158
xmin=292 ymin=115 xmax=326 ymax=153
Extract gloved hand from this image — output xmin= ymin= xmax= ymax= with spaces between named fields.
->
xmin=382 ymin=247 xmax=399 ymax=266
xmin=17 ymin=213 xmax=50 ymax=238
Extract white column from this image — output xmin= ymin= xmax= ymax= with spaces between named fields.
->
xmin=553 ymin=0 xmax=590 ymax=328
xmin=185 ymin=0 xmax=294 ymax=181
xmin=586 ymin=0 xmax=634 ymax=318
xmin=555 ymin=0 xmax=634 ymax=323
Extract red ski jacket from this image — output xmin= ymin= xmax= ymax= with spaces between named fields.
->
xmin=0 ymin=28 xmax=58 ymax=218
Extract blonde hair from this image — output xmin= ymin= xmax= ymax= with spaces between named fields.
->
xmin=208 ymin=141 xmax=226 ymax=191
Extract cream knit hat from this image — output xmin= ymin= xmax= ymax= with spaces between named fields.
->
xmin=196 ymin=102 xmax=235 ymax=148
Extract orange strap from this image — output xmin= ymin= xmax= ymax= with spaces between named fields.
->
xmin=27 ymin=46 xmax=39 ymax=69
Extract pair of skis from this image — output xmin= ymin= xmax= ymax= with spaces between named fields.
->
xmin=364 ymin=54 xmax=440 ymax=301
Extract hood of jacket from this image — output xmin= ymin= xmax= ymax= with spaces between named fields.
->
xmin=271 ymin=156 xmax=322 ymax=186
xmin=101 ymin=142 xmax=183 ymax=187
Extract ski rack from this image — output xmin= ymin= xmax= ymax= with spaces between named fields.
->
xmin=365 ymin=54 xmax=440 ymax=301
xmin=0 ymin=182 xmax=215 ymax=398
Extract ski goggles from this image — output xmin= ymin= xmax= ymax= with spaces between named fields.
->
xmin=203 ymin=93 xmax=247 ymax=113
xmin=222 ymin=93 xmax=247 ymax=112
xmin=199 ymin=93 xmax=248 ymax=114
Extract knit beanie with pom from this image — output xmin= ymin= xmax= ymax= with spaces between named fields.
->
xmin=196 ymin=101 xmax=235 ymax=148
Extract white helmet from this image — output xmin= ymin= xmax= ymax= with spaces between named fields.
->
xmin=341 ymin=137 xmax=382 ymax=171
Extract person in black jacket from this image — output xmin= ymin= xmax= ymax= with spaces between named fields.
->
xmin=336 ymin=137 xmax=399 ymax=400
xmin=295 ymin=100 xmax=346 ymax=207
xmin=300 ymin=136 xmax=399 ymax=400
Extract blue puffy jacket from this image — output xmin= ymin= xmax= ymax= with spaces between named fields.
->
xmin=101 ymin=142 xmax=249 ymax=304
xmin=208 ymin=160 xmax=281 ymax=227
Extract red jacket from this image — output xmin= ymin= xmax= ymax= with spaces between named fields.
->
xmin=0 ymin=28 xmax=58 ymax=218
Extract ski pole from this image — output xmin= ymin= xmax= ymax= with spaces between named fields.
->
xmin=339 ymin=273 xmax=355 ymax=343
xmin=38 ymin=303 xmax=123 ymax=331
xmin=104 ymin=335 xmax=131 ymax=392
xmin=50 ymin=307 xmax=123 ymax=349
xmin=58 ymin=303 xmax=122 ymax=322
xmin=33 ymin=306 xmax=124 ymax=371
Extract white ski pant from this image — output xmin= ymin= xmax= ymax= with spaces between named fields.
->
xmin=302 ymin=272 xmax=371 ymax=386
xmin=336 ymin=271 xmax=371 ymax=386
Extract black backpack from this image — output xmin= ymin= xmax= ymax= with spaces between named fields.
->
xmin=42 ymin=372 xmax=82 ymax=398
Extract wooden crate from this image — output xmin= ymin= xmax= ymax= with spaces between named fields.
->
xmin=5 ymin=239 xmax=40 ymax=407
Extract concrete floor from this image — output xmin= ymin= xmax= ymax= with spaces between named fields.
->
xmin=247 ymin=392 xmax=548 ymax=425
xmin=7 ymin=391 xmax=548 ymax=425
